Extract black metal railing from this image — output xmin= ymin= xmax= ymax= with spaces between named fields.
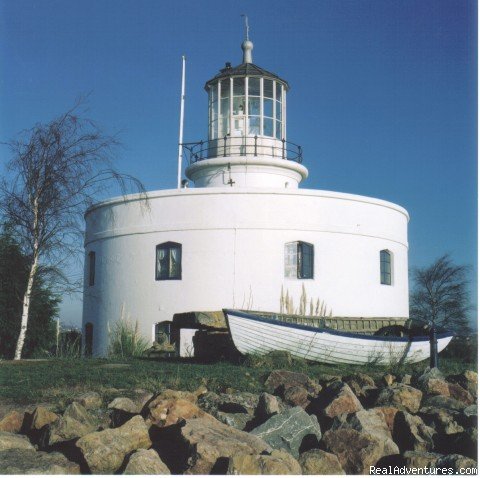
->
xmin=181 ymin=136 xmax=303 ymax=164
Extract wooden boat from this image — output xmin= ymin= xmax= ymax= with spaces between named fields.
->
xmin=223 ymin=309 xmax=453 ymax=365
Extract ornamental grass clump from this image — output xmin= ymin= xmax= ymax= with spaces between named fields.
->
xmin=108 ymin=307 xmax=150 ymax=358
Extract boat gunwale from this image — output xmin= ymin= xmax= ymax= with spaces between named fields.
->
xmin=223 ymin=309 xmax=453 ymax=343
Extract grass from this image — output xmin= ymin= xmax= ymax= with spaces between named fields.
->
xmin=0 ymin=354 xmax=476 ymax=411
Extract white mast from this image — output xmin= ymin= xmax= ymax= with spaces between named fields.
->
xmin=177 ymin=55 xmax=186 ymax=189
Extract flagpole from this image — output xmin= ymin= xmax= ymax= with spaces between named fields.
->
xmin=177 ymin=55 xmax=186 ymax=189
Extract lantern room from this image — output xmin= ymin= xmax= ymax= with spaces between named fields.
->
xmin=184 ymin=30 xmax=308 ymax=189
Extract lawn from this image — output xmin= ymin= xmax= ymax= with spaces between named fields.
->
xmin=0 ymin=354 xmax=475 ymax=412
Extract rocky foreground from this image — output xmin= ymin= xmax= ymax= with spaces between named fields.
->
xmin=0 ymin=364 xmax=477 ymax=474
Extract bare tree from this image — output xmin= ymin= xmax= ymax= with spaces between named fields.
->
xmin=410 ymin=254 xmax=472 ymax=335
xmin=1 ymin=102 xmax=144 ymax=359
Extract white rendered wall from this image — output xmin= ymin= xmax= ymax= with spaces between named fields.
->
xmin=82 ymin=188 xmax=409 ymax=356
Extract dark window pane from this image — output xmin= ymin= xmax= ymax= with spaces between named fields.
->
xmin=275 ymin=120 xmax=282 ymax=139
xmin=249 ymin=77 xmax=260 ymax=96
xmin=88 ymin=251 xmax=95 ymax=286
xmin=233 ymin=77 xmax=245 ymax=96
xmin=380 ymin=250 xmax=391 ymax=285
xmin=298 ymin=242 xmax=314 ymax=279
xmin=156 ymin=242 xmax=182 ymax=280
xmin=276 ymin=82 xmax=282 ymax=100
xmin=248 ymin=97 xmax=260 ymax=115
xmin=264 ymin=79 xmax=273 ymax=98
xmin=276 ymin=101 xmax=282 ymax=121
xmin=221 ymin=79 xmax=230 ymax=98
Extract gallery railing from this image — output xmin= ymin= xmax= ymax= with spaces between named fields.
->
xmin=181 ymin=136 xmax=303 ymax=164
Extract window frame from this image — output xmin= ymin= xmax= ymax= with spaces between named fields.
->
xmin=88 ymin=251 xmax=95 ymax=286
xmin=284 ymin=241 xmax=314 ymax=280
xmin=380 ymin=249 xmax=392 ymax=285
xmin=155 ymin=242 xmax=182 ymax=281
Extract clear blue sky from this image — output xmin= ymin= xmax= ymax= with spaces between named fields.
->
xmin=0 ymin=0 xmax=477 ymax=328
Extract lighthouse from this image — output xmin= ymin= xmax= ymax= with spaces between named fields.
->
xmin=82 ymin=29 xmax=410 ymax=357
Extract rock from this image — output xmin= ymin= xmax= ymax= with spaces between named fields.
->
xmin=310 ymin=381 xmax=363 ymax=422
xmin=322 ymin=428 xmax=386 ymax=474
xmin=435 ymin=454 xmax=477 ymax=472
xmin=256 ymin=392 xmax=280 ymax=418
xmin=151 ymin=389 xmax=198 ymax=403
xmin=250 ymin=406 xmax=321 ymax=458
xmin=423 ymin=395 xmax=466 ymax=411
xmin=215 ymin=411 xmax=251 ymax=430
xmin=108 ymin=397 xmax=139 ymax=414
xmin=463 ymin=405 xmax=477 ymax=427
xmin=447 ymin=383 xmax=475 ymax=405
xmin=402 ymin=450 xmax=441 ymax=468
xmin=30 ymin=406 xmax=59 ymax=430
xmin=0 ymin=448 xmax=80 ymax=474
xmin=153 ymin=416 xmax=271 ymax=474
xmin=284 ymin=385 xmax=310 ymax=408
xmin=383 ymin=374 xmax=396 ymax=386
xmin=392 ymin=411 xmax=435 ymax=453
xmin=343 ymin=373 xmax=375 ymax=388
xmin=318 ymin=374 xmax=342 ymax=386
xmin=434 ymin=428 xmax=477 ymax=460
xmin=331 ymin=409 xmax=399 ymax=455
xmin=298 ymin=449 xmax=345 ymax=475
xmin=147 ymin=396 xmax=210 ymax=427
xmin=0 ymin=432 xmax=35 ymax=451
xmin=216 ymin=392 xmax=259 ymax=414
xmin=374 ymin=384 xmax=422 ymax=413
xmin=0 ymin=411 xmax=24 ymax=433
xmin=401 ymin=374 xmax=412 ymax=385
xmin=265 ymin=369 xmax=321 ymax=397
xmin=123 ymin=449 xmax=170 ymax=474
xmin=447 ymin=371 xmax=478 ymax=398
xmin=227 ymin=449 xmax=302 ymax=475
xmin=418 ymin=407 xmax=464 ymax=435
xmin=372 ymin=406 xmax=399 ymax=434
xmin=76 ymin=415 xmax=151 ymax=474
xmin=131 ymin=390 xmax=154 ymax=410
xmin=74 ymin=391 xmax=102 ymax=410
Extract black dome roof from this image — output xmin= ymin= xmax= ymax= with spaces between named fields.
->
xmin=205 ymin=62 xmax=289 ymax=91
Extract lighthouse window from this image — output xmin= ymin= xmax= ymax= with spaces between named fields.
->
xmin=380 ymin=250 xmax=392 ymax=285
xmin=156 ymin=242 xmax=182 ymax=280
xmin=263 ymin=118 xmax=273 ymax=137
xmin=233 ymin=77 xmax=245 ymax=96
xmin=284 ymin=242 xmax=314 ymax=279
xmin=88 ymin=251 xmax=95 ymax=286
xmin=276 ymin=101 xmax=282 ymax=121
xmin=264 ymin=79 xmax=274 ymax=98
xmin=249 ymin=116 xmax=260 ymax=135
xmin=248 ymin=77 xmax=260 ymax=96
xmin=276 ymin=82 xmax=282 ymax=100
xmin=264 ymin=98 xmax=273 ymax=118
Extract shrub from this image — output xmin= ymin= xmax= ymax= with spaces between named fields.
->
xmin=108 ymin=318 xmax=150 ymax=358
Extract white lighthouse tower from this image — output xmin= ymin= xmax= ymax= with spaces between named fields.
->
xmin=82 ymin=27 xmax=410 ymax=357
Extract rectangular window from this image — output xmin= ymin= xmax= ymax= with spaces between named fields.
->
xmin=88 ymin=251 xmax=95 ymax=286
xmin=284 ymin=242 xmax=314 ymax=279
xmin=263 ymin=117 xmax=273 ymax=137
xmin=248 ymin=77 xmax=260 ymax=96
xmin=380 ymin=250 xmax=392 ymax=285
xmin=233 ymin=77 xmax=245 ymax=96
xmin=156 ymin=242 xmax=182 ymax=280
xmin=264 ymin=79 xmax=273 ymax=98
xmin=248 ymin=97 xmax=260 ymax=116
xmin=248 ymin=116 xmax=260 ymax=135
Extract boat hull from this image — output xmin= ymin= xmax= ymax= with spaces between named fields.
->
xmin=224 ymin=310 xmax=453 ymax=365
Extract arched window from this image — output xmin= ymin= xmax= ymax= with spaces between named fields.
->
xmin=88 ymin=251 xmax=95 ymax=286
xmin=285 ymin=241 xmax=314 ymax=279
xmin=380 ymin=250 xmax=392 ymax=285
xmin=84 ymin=322 xmax=93 ymax=357
xmin=156 ymin=242 xmax=182 ymax=280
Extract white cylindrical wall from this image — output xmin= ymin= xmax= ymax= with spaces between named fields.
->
xmin=82 ymin=188 xmax=409 ymax=356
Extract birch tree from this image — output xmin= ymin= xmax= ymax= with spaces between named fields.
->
xmin=1 ymin=104 xmax=144 ymax=359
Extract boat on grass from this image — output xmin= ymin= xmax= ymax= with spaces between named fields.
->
xmin=223 ymin=309 xmax=453 ymax=365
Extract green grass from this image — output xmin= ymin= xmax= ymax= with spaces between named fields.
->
xmin=0 ymin=354 xmax=475 ymax=411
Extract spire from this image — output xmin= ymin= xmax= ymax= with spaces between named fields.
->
xmin=241 ymin=14 xmax=253 ymax=64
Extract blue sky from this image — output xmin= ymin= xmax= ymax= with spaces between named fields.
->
xmin=0 ymin=0 xmax=477 ymax=328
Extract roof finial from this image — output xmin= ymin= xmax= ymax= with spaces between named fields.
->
xmin=240 ymin=14 xmax=253 ymax=64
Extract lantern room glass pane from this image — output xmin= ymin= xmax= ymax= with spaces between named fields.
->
xmin=210 ymin=119 xmax=218 ymax=138
xmin=220 ymin=98 xmax=230 ymax=116
xmin=264 ymin=79 xmax=273 ymax=98
xmin=263 ymin=117 xmax=273 ymax=137
xmin=276 ymin=82 xmax=282 ymax=100
xmin=248 ymin=116 xmax=260 ymax=135
xmin=275 ymin=120 xmax=282 ymax=139
xmin=233 ymin=96 xmax=245 ymax=115
xmin=276 ymin=101 xmax=282 ymax=121
xmin=248 ymin=77 xmax=260 ymax=96
xmin=264 ymin=98 xmax=273 ymax=118
xmin=220 ymin=117 xmax=229 ymax=136
xmin=248 ymin=97 xmax=260 ymax=115
xmin=233 ymin=77 xmax=245 ymax=96
xmin=210 ymin=85 xmax=218 ymax=103
xmin=220 ymin=79 xmax=230 ymax=98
